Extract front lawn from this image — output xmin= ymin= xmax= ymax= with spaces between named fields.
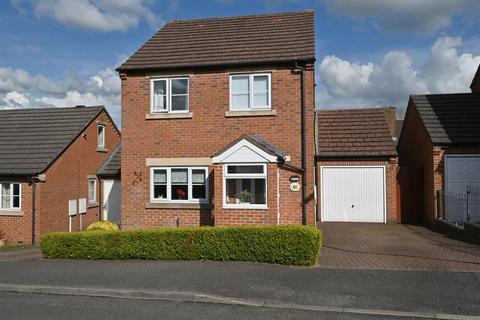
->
xmin=0 ymin=243 xmax=31 ymax=251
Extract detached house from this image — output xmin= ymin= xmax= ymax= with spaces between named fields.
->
xmin=117 ymin=11 xmax=316 ymax=227
xmin=0 ymin=106 xmax=120 ymax=244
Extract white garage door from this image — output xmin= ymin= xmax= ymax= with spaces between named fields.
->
xmin=321 ymin=167 xmax=386 ymax=223
xmin=445 ymin=155 xmax=480 ymax=193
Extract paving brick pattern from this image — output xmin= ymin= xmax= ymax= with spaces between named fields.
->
xmin=318 ymin=223 xmax=480 ymax=272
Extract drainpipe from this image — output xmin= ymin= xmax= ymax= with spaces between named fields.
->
xmin=30 ymin=176 xmax=36 ymax=245
xmin=294 ymin=61 xmax=307 ymax=225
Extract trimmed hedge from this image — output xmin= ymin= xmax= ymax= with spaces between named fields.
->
xmin=40 ymin=225 xmax=322 ymax=266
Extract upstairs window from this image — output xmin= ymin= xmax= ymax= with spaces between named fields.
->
xmin=97 ymin=124 xmax=105 ymax=149
xmin=230 ymin=74 xmax=271 ymax=111
xmin=151 ymin=78 xmax=189 ymax=113
xmin=0 ymin=183 xmax=21 ymax=210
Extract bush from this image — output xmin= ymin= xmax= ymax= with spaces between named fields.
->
xmin=86 ymin=221 xmax=119 ymax=232
xmin=40 ymin=225 xmax=322 ymax=266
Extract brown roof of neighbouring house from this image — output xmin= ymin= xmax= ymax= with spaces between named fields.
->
xmin=395 ymin=119 xmax=404 ymax=142
xmin=97 ymin=143 xmax=121 ymax=178
xmin=316 ymin=108 xmax=398 ymax=158
xmin=0 ymin=106 xmax=105 ymax=176
xmin=410 ymin=93 xmax=480 ymax=145
xmin=117 ymin=10 xmax=315 ymax=72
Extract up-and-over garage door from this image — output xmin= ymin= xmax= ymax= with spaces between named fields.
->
xmin=321 ymin=166 xmax=386 ymax=223
xmin=445 ymin=155 xmax=480 ymax=193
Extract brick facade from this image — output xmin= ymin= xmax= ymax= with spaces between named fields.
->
xmin=121 ymin=64 xmax=315 ymax=228
xmin=316 ymin=159 xmax=398 ymax=223
xmin=0 ymin=110 xmax=120 ymax=244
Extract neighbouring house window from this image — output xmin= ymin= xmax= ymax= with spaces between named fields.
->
xmin=224 ymin=164 xmax=267 ymax=208
xmin=97 ymin=124 xmax=105 ymax=149
xmin=0 ymin=183 xmax=21 ymax=210
xmin=230 ymin=74 xmax=271 ymax=111
xmin=151 ymin=78 xmax=189 ymax=113
xmin=88 ymin=179 xmax=97 ymax=203
xmin=151 ymin=167 xmax=208 ymax=202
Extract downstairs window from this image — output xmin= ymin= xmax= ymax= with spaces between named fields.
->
xmin=224 ymin=164 xmax=267 ymax=209
xmin=0 ymin=183 xmax=21 ymax=210
xmin=151 ymin=167 xmax=208 ymax=203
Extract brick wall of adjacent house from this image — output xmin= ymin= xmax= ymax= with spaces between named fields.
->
xmin=121 ymin=64 xmax=315 ymax=228
xmin=0 ymin=181 xmax=38 ymax=244
xmin=397 ymin=101 xmax=435 ymax=224
xmin=316 ymin=159 xmax=398 ymax=223
xmin=0 ymin=110 xmax=120 ymax=244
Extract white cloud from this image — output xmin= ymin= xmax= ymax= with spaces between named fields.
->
xmin=322 ymin=0 xmax=480 ymax=33
xmin=0 ymin=67 xmax=121 ymax=125
xmin=317 ymin=36 xmax=480 ymax=113
xmin=13 ymin=0 xmax=161 ymax=32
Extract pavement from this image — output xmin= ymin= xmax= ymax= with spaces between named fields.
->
xmin=319 ymin=223 xmax=480 ymax=271
xmin=0 ymin=224 xmax=480 ymax=319
xmin=0 ymin=246 xmax=42 ymax=261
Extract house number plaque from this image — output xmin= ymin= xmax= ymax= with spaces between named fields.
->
xmin=290 ymin=182 xmax=300 ymax=192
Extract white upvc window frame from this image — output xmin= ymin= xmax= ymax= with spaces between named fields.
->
xmin=150 ymin=77 xmax=189 ymax=114
xmin=223 ymin=163 xmax=268 ymax=209
xmin=229 ymin=73 xmax=271 ymax=111
xmin=0 ymin=182 xmax=21 ymax=210
xmin=150 ymin=167 xmax=209 ymax=203
xmin=97 ymin=124 xmax=105 ymax=149
xmin=88 ymin=179 xmax=97 ymax=203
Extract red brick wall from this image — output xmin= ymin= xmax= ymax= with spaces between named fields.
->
xmin=0 ymin=181 xmax=38 ymax=244
xmin=316 ymin=159 xmax=398 ymax=223
xmin=397 ymin=101 xmax=435 ymax=224
xmin=121 ymin=64 xmax=315 ymax=228
xmin=0 ymin=109 xmax=120 ymax=244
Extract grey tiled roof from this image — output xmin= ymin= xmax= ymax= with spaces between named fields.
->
xmin=97 ymin=143 xmax=121 ymax=178
xmin=212 ymin=133 xmax=288 ymax=159
xmin=411 ymin=93 xmax=480 ymax=145
xmin=317 ymin=108 xmax=397 ymax=158
xmin=118 ymin=10 xmax=315 ymax=71
xmin=0 ymin=106 xmax=104 ymax=176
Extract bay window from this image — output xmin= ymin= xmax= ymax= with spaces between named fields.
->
xmin=151 ymin=167 xmax=208 ymax=202
xmin=0 ymin=183 xmax=21 ymax=210
xmin=151 ymin=78 xmax=189 ymax=113
xmin=224 ymin=164 xmax=267 ymax=209
xmin=230 ymin=74 xmax=271 ymax=111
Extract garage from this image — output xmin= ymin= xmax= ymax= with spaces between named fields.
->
xmin=316 ymin=108 xmax=398 ymax=223
xmin=445 ymin=155 xmax=480 ymax=193
xmin=321 ymin=166 xmax=386 ymax=222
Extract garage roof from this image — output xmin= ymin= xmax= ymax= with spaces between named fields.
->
xmin=317 ymin=108 xmax=397 ymax=158
xmin=410 ymin=93 xmax=480 ymax=145
xmin=97 ymin=143 xmax=121 ymax=178
xmin=0 ymin=106 xmax=104 ymax=176
xmin=117 ymin=10 xmax=315 ymax=72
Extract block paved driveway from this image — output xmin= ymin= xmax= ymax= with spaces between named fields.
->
xmin=318 ymin=223 xmax=480 ymax=272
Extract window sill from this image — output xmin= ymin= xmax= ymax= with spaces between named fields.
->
xmin=225 ymin=110 xmax=276 ymax=117
xmin=97 ymin=148 xmax=108 ymax=153
xmin=146 ymin=202 xmax=212 ymax=210
xmin=223 ymin=205 xmax=269 ymax=210
xmin=0 ymin=210 xmax=23 ymax=217
xmin=146 ymin=112 xmax=193 ymax=120
xmin=87 ymin=202 xmax=99 ymax=208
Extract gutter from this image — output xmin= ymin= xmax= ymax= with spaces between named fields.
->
xmin=294 ymin=61 xmax=307 ymax=225
xmin=30 ymin=176 xmax=37 ymax=245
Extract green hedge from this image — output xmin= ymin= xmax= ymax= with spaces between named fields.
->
xmin=40 ymin=225 xmax=322 ymax=266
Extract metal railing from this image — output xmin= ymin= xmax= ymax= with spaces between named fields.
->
xmin=438 ymin=185 xmax=480 ymax=223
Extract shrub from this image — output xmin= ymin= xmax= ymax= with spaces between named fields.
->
xmin=86 ymin=221 xmax=119 ymax=232
xmin=40 ymin=225 xmax=322 ymax=266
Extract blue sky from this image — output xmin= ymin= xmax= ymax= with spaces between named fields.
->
xmin=1 ymin=0 xmax=480 ymax=125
